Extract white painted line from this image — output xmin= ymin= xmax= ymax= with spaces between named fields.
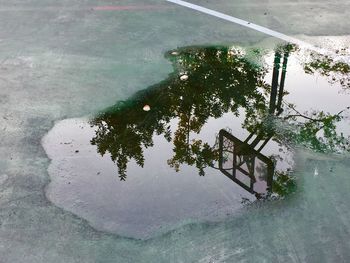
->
xmin=166 ymin=0 xmax=323 ymax=53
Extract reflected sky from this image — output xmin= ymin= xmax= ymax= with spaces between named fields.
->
xmin=89 ymin=44 xmax=349 ymax=196
xmin=43 ymin=44 xmax=350 ymax=238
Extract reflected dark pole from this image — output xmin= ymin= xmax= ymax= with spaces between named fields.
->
xmin=219 ymin=47 xmax=291 ymax=197
xmin=218 ymin=130 xmax=224 ymax=170
xmin=251 ymin=50 xmax=289 ymax=151
xmin=276 ymin=51 xmax=289 ymax=112
xmin=247 ymin=49 xmax=290 ymax=151
xmin=269 ymin=52 xmax=281 ymax=114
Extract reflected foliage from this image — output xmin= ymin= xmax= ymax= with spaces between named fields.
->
xmin=282 ymin=104 xmax=350 ymax=153
xmin=304 ymin=50 xmax=350 ymax=89
xmin=272 ymin=171 xmax=297 ymax=197
xmin=90 ymin=45 xmax=349 ymax=199
xmin=90 ymin=46 xmax=268 ymax=180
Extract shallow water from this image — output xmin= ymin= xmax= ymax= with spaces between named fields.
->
xmin=1 ymin=1 xmax=350 ymax=261
xmin=42 ymin=45 xmax=350 ymax=243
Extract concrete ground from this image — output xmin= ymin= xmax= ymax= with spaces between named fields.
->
xmin=0 ymin=0 xmax=350 ymax=262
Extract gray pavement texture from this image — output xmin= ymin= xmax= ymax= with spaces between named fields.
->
xmin=0 ymin=0 xmax=350 ymax=262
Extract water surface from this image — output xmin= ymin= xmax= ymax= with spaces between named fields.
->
xmin=43 ymin=44 xmax=350 ymax=239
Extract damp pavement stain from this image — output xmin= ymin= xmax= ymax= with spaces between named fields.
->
xmin=42 ymin=44 xmax=350 ymax=246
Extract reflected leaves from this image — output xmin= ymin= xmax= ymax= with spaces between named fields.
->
xmin=283 ymin=104 xmax=350 ymax=153
xmin=304 ymin=49 xmax=350 ymax=89
xmin=90 ymin=46 xmax=268 ymax=180
xmin=90 ymin=45 xmax=350 ymax=198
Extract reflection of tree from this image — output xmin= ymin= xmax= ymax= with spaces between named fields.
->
xmin=90 ymin=46 xmax=268 ymax=180
xmin=282 ymin=103 xmax=350 ymax=153
xmin=90 ymin=45 xmax=350 ymax=192
xmin=304 ymin=50 xmax=350 ymax=89
xmin=272 ymin=171 xmax=296 ymax=197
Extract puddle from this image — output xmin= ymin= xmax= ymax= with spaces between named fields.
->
xmin=42 ymin=44 xmax=350 ymax=239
